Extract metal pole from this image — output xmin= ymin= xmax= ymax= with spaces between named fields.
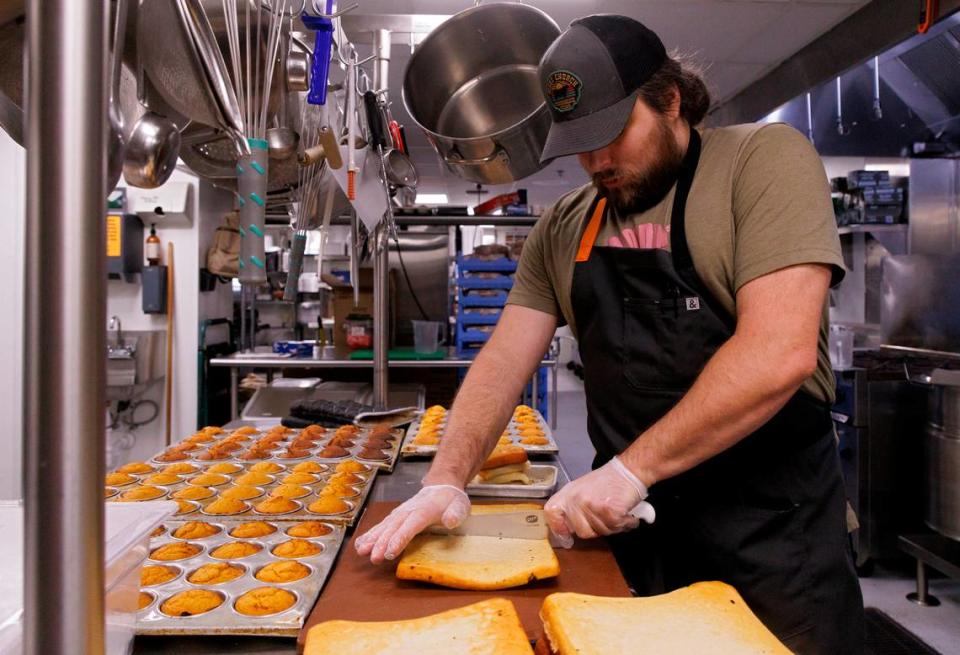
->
xmin=373 ymin=224 xmax=390 ymax=409
xmin=24 ymin=0 xmax=108 ymax=653
xmin=373 ymin=29 xmax=391 ymax=94
xmin=230 ymin=367 xmax=239 ymax=419
xmin=551 ymin=359 xmax=558 ymax=430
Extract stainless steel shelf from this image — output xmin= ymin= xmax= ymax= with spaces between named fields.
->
xmin=837 ymin=223 xmax=907 ymax=235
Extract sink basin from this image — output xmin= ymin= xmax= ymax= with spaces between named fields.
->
xmin=106 ymin=330 xmax=165 ymax=393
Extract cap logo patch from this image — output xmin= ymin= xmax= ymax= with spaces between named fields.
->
xmin=546 ymin=70 xmax=582 ymax=113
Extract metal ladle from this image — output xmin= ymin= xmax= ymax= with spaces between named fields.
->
xmin=123 ymin=62 xmax=182 ymax=188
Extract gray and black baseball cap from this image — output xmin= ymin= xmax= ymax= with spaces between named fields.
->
xmin=538 ymin=15 xmax=667 ymax=162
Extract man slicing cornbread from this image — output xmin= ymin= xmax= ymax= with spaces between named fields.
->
xmin=357 ymin=14 xmax=863 ymax=653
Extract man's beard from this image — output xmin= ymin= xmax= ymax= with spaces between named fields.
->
xmin=592 ymin=119 xmax=685 ymax=214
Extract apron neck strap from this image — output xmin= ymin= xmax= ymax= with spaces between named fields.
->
xmin=575 ymin=197 xmax=607 ymax=263
xmin=668 ymin=128 xmax=702 ymax=271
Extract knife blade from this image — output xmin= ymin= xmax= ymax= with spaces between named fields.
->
xmin=427 ymin=510 xmax=549 ymax=540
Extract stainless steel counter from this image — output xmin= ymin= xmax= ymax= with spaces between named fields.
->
xmin=210 ymin=349 xmax=559 ymax=428
xmin=133 ymin=433 xmax=570 ymax=655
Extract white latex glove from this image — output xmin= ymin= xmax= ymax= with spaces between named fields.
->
xmin=355 ymin=484 xmax=471 ymax=563
xmin=545 ymin=456 xmax=655 ymax=547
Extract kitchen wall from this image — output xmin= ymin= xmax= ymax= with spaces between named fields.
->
xmin=0 ymin=129 xmax=24 ymax=500
xmin=106 ymin=171 xmax=233 ymax=466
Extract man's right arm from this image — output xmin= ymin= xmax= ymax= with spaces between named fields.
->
xmin=424 ymin=304 xmax=559 ymax=487
xmin=355 ymin=304 xmax=557 ymax=563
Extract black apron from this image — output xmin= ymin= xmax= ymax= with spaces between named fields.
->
xmin=569 ymin=130 xmax=864 ymax=654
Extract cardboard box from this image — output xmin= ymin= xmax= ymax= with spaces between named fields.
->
xmin=322 ymin=268 xmax=395 ymax=354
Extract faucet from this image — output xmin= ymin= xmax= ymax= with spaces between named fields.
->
xmin=109 ymin=315 xmax=122 ymax=348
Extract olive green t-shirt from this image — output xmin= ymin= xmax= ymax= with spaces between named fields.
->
xmin=507 ymin=122 xmax=845 ymax=403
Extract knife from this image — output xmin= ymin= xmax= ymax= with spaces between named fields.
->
xmin=427 ymin=510 xmax=549 ymax=541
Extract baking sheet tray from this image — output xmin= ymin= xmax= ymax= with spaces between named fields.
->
xmin=465 ymin=464 xmax=558 ymax=498
xmin=137 ymin=519 xmax=345 ymax=637
xmin=401 ymin=408 xmax=558 ymax=457
xmin=108 ymin=458 xmax=378 ymax=527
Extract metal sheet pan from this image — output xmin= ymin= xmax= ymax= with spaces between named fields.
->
xmin=401 ymin=408 xmax=558 ymax=457
xmin=465 ymin=464 xmax=557 ymax=498
xmin=109 ymin=458 xmax=378 ymax=527
xmin=137 ymin=519 xmax=345 ymax=637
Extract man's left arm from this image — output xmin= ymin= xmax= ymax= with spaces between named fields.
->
xmin=545 ymin=262 xmax=831 ymax=539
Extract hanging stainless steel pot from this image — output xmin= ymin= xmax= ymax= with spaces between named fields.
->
xmin=924 ymin=368 xmax=960 ymax=541
xmin=402 ymin=3 xmax=559 ymax=184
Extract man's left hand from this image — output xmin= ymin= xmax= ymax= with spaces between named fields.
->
xmin=544 ymin=456 xmax=655 ymax=544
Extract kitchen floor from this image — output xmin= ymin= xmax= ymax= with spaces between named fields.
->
xmin=550 ymin=368 xmax=960 ymax=654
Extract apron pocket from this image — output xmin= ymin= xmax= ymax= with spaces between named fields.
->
xmin=621 ymin=296 xmax=703 ymax=391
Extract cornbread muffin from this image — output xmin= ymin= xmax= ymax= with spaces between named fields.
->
xmin=174 ymin=500 xmax=197 ymax=515
xmin=239 ymin=448 xmax=273 ymax=460
xmin=150 ymin=525 xmax=166 ymax=537
xmin=155 ymin=450 xmax=188 ymax=462
xmin=162 ymin=463 xmax=199 ymax=475
xmin=281 ymin=472 xmax=318 ymax=485
xmin=150 ymin=542 xmax=202 ymax=562
xmin=318 ymin=445 xmax=348 ymax=459
xmin=286 ymin=521 xmax=332 ymax=538
xmin=256 ymin=434 xmax=285 ymax=447
xmin=236 ymin=471 xmax=274 ymax=486
xmin=186 ymin=432 xmax=215 ymax=443
xmin=173 ymin=521 xmax=221 ymax=540
xmin=210 ymin=541 xmax=262 ymax=560
xmin=105 ymin=472 xmax=136 ymax=486
xmin=138 ymin=592 xmax=154 ymax=610
xmin=256 ymin=560 xmax=311 ymax=583
xmin=119 ymin=485 xmax=166 ymax=502
xmin=172 ymin=486 xmax=215 ymax=501
xmin=520 ymin=436 xmax=550 ymax=445
xmin=219 ymin=485 xmax=263 ymax=501
xmin=357 ymin=447 xmax=388 ymax=461
xmin=497 ymin=436 xmax=514 ymax=446
xmin=189 ymin=473 xmax=230 ymax=487
xmin=302 ymin=424 xmax=326 ymax=435
xmin=328 ymin=472 xmax=364 ymax=486
xmin=254 ymin=496 xmax=299 ymax=515
xmin=279 ymin=448 xmax=312 ymax=459
xmin=412 ymin=434 xmax=440 ymax=446
xmin=335 ymin=460 xmax=368 ymax=474
xmin=307 ymin=496 xmax=349 ymax=515
xmin=204 ymin=497 xmax=248 ymax=515
xmin=117 ymin=461 xmax=154 ymax=474
xmin=291 ymin=437 xmax=319 ymax=449
xmin=144 ymin=473 xmax=181 ymax=486
xmin=233 ymin=426 xmax=259 ymax=435
xmin=250 ymin=461 xmax=284 ymax=474
xmin=206 ymin=462 xmax=242 ymax=475
xmin=212 ymin=440 xmax=243 ymax=452
xmin=292 ymin=461 xmax=325 ymax=474
xmin=229 ymin=521 xmax=277 ymax=538
xmin=269 ymin=484 xmax=310 ymax=499
xmin=196 ymin=448 xmax=231 ymax=461
xmin=141 ymin=564 xmax=180 ymax=586
xmin=187 ymin=562 xmax=245 ymax=585
xmin=105 ymin=487 xmax=118 ymax=499
xmin=318 ymin=484 xmax=359 ymax=499
xmin=160 ymin=589 xmax=224 ymax=617
xmin=234 ymin=587 xmax=296 ymax=616
xmin=362 ymin=438 xmax=392 ymax=450
xmin=199 ymin=426 xmax=224 ymax=435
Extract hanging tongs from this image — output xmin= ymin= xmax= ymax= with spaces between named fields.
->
xmin=363 ymin=90 xmax=398 ymax=246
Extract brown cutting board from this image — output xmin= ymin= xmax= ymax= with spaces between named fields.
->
xmin=297 ymin=501 xmax=631 ymax=651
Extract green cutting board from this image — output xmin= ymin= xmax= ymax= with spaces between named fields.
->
xmin=348 ymin=347 xmax=446 ymax=360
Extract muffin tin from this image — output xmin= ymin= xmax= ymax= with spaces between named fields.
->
xmin=401 ymin=407 xmax=559 ymax=456
xmin=108 ymin=458 xmax=377 ymax=526
xmin=158 ymin=426 xmax=405 ymax=473
xmin=136 ymin=519 xmax=345 ymax=637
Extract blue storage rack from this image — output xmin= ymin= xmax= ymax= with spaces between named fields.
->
xmin=454 ymin=254 xmax=548 ymax=419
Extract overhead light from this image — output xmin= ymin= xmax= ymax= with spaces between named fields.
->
xmin=410 ymin=15 xmax=450 ymax=34
xmin=865 ymin=162 xmax=910 ymax=177
xmin=416 ymin=193 xmax=448 ymax=204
